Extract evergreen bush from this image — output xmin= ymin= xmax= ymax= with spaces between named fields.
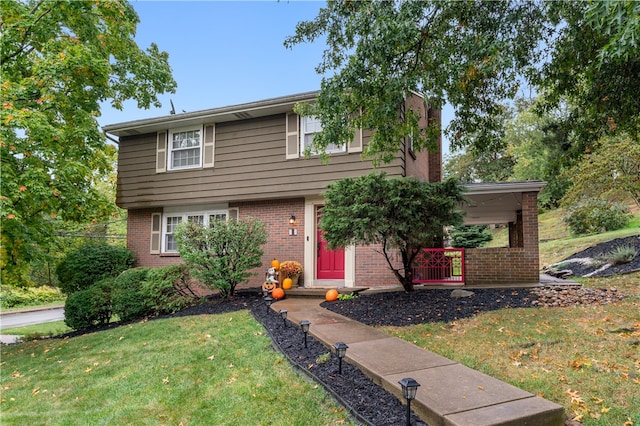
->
xmin=141 ymin=265 xmax=199 ymax=315
xmin=56 ymin=243 xmax=135 ymax=295
xmin=450 ymin=225 xmax=493 ymax=248
xmin=111 ymin=267 xmax=152 ymax=322
xmin=64 ymin=279 xmax=113 ymax=330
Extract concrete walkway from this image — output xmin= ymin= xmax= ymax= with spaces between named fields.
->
xmin=273 ymin=297 xmax=565 ymax=426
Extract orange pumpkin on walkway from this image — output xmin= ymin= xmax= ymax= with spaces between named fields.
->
xmin=272 ymin=288 xmax=285 ymax=300
xmin=325 ymin=289 xmax=339 ymax=302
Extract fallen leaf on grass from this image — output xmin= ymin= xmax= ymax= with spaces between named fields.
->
xmin=32 ymin=388 xmax=40 ymax=396
xmin=207 ymin=355 xmax=215 ymax=360
xmin=162 ymin=377 xmax=169 ymax=384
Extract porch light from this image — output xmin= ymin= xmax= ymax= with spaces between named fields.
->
xmin=289 ymin=215 xmax=296 ymax=225
xmin=333 ymin=342 xmax=348 ymax=375
xmin=279 ymin=309 xmax=288 ymax=327
xmin=300 ymin=320 xmax=310 ymax=348
xmin=398 ymin=377 xmax=420 ymax=426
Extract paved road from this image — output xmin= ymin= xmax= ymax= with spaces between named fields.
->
xmin=0 ymin=307 xmax=65 ymax=330
xmin=0 ymin=306 xmax=65 ymax=344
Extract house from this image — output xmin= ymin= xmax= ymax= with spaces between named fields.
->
xmin=103 ymin=91 xmax=544 ymax=290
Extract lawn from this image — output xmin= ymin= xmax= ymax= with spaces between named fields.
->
xmin=382 ymin=272 xmax=640 ymax=425
xmin=0 ymin=311 xmax=354 ymax=425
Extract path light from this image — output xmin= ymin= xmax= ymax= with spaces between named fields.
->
xmin=300 ymin=320 xmax=310 ymax=348
xmin=333 ymin=342 xmax=348 ymax=375
xmin=264 ymin=296 xmax=273 ymax=313
xmin=398 ymin=378 xmax=420 ymax=426
xmin=279 ymin=309 xmax=288 ymax=327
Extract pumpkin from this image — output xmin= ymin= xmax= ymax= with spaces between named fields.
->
xmin=325 ymin=289 xmax=339 ymax=302
xmin=271 ymin=259 xmax=280 ymax=271
xmin=282 ymin=277 xmax=293 ymax=290
xmin=262 ymin=281 xmax=277 ymax=292
xmin=272 ymin=288 xmax=285 ymax=300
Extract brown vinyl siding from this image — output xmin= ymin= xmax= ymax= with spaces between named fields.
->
xmin=116 ymin=113 xmax=403 ymax=209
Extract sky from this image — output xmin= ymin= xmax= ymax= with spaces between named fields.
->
xmin=99 ymin=0 xmax=452 ymax=154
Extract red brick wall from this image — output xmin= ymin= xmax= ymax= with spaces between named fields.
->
xmin=355 ymin=245 xmax=402 ymax=287
xmin=127 ymin=208 xmax=183 ymax=268
xmin=464 ymin=191 xmax=540 ymax=285
xmin=465 ymin=248 xmax=538 ymax=285
xmin=233 ymin=199 xmax=305 ymax=287
xmin=127 ymin=200 xmax=306 ymax=288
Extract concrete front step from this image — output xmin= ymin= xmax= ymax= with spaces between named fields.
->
xmin=283 ymin=286 xmax=369 ymax=298
xmin=274 ymin=297 xmax=565 ymax=426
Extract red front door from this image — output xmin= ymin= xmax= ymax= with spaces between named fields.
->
xmin=316 ymin=207 xmax=345 ymax=279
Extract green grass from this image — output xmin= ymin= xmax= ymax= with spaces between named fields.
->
xmin=0 ymin=320 xmax=71 ymax=337
xmin=387 ymin=205 xmax=640 ymax=425
xmin=487 ymin=206 xmax=639 ymax=267
xmin=383 ymin=273 xmax=640 ymax=425
xmin=0 ymin=311 xmax=354 ymax=425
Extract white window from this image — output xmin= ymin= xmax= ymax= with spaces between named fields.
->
xmin=162 ymin=209 xmax=229 ymax=253
xmin=168 ymin=126 xmax=203 ymax=170
xmin=300 ymin=116 xmax=345 ymax=155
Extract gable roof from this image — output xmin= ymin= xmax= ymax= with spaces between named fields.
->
xmin=103 ymin=91 xmax=320 ymax=138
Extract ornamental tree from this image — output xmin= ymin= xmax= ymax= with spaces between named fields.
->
xmin=320 ymin=173 xmax=464 ymax=292
xmin=0 ymin=0 xmax=176 ymax=285
xmin=175 ymin=218 xmax=267 ymax=298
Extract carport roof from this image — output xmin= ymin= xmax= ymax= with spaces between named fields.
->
xmin=461 ymin=181 xmax=546 ymax=225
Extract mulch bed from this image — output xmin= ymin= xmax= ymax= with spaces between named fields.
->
xmin=557 ymin=235 xmax=640 ymax=277
xmin=174 ymin=289 xmax=427 ymax=426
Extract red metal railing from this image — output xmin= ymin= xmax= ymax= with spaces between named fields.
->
xmin=412 ymin=248 xmax=465 ymax=284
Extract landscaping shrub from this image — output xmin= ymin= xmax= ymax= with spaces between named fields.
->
xmin=64 ymin=279 xmax=113 ymax=330
xmin=450 ymin=225 xmax=493 ymax=248
xmin=563 ymin=199 xmax=630 ymax=235
xmin=175 ymin=218 xmax=267 ymax=297
xmin=0 ymin=285 xmax=65 ymax=310
xmin=111 ymin=267 xmax=152 ymax=322
xmin=141 ymin=265 xmax=200 ymax=315
xmin=56 ymin=243 xmax=135 ymax=295
xmin=602 ymin=245 xmax=638 ymax=265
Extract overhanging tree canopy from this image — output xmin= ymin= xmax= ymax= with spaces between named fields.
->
xmin=1 ymin=0 xmax=177 ymax=285
xmin=285 ymin=1 xmax=639 ymax=162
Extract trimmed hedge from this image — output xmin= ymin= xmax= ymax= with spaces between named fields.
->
xmin=111 ymin=267 xmax=152 ymax=322
xmin=64 ymin=278 xmax=113 ymax=330
xmin=56 ymin=243 xmax=135 ymax=295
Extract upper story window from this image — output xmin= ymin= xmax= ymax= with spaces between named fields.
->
xmin=168 ymin=127 xmax=202 ymax=170
xmin=300 ymin=116 xmax=345 ymax=155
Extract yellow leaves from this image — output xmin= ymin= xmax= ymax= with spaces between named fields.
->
xmin=566 ymin=388 xmax=586 ymax=407
xmin=11 ymin=371 xmax=21 ymax=378
xmin=32 ymin=387 xmax=40 ymax=396
xmin=569 ymin=356 xmax=591 ymax=370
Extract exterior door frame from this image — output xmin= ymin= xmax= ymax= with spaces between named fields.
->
xmin=304 ymin=196 xmax=355 ymax=287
